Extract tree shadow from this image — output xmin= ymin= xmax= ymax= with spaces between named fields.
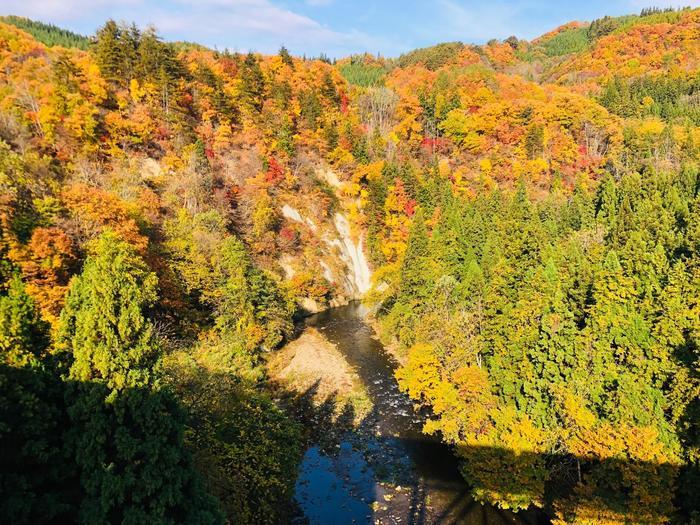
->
xmin=283 ymin=302 xmax=699 ymax=525
xmin=3 ymin=341 xmax=697 ymax=525
xmin=0 ymin=362 xmax=221 ymax=524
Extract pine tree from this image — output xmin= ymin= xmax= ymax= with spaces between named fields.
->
xmin=53 ymin=231 xmax=224 ymax=524
xmin=0 ymin=362 xmax=77 ymax=524
xmin=136 ymin=25 xmax=179 ymax=83
xmin=57 ymin=231 xmax=159 ymax=392
xmin=398 ymin=208 xmax=431 ymax=305
xmin=0 ymin=275 xmax=49 ymax=367
xmin=278 ymin=45 xmax=294 ymax=68
xmin=211 ymin=236 xmax=292 ymax=351
xmin=240 ymin=53 xmax=265 ymax=112
xmin=321 ymin=71 xmax=340 ymax=106
xmin=300 ymin=89 xmax=322 ymax=130
xmin=92 ymin=20 xmax=124 ymax=82
xmin=67 ymin=383 xmax=224 ymax=525
xmin=595 ymin=173 xmax=619 ymax=233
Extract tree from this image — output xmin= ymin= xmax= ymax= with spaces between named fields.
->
xmin=398 ymin=207 xmax=430 ymax=305
xmin=0 ymin=275 xmax=49 ymax=367
xmin=321 ymin=71 xmax=340 ymax=105
xmin=67 ymin=383 xmax=224 ymax=525
xmin=54 ymin=231 xmax=224 ymax=524
xmin=136 ymin=25 xmax=177 ymax=81
xmin=240 ymin=53 xmax=265 ymax=112
xmin=92 ymin=20 xmax=124 ymax=82
xmin=0 ymin=363 xmax=78 ymax=524
xmin=278 ymin=45 xmax=294 ymax=68
xmin=57 ymin=231 xmax=159 ymax=392
xmin=211 ymin=236 xmax=293 ymax=351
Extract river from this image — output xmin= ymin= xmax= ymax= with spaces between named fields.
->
xmin=292 ymin=302 xmax=547 ymax=525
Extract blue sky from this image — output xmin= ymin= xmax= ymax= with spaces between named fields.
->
xmin=3 ymin=0 xmax=698 ymax=57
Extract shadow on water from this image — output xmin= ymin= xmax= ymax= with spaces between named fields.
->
xmin=288 ymin=303 xmax=548 ymax=525
xmin=286 ymin=302 xmax=700 ymax=525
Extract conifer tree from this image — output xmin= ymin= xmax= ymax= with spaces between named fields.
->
xmin=398 ymin=208 xmax=431 ymax=305
xmin=55 ymin=231 xmax=224 ymax=524
xmin=0 ymin=275 xmax=49 ymax=367
xmin=278 ymin=45 xmax=294 ymax=68
xmin=92 ymin=20 xmax=124 ymax=82
xmin=321 ymin=71 xmax=340 ymax=105
xmin=240 ymin=53 xmax=265 ymax=112
xmin=57 ymin=231 xmax=159 ymax=391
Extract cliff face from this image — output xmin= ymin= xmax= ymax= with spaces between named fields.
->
xmin=273 ymin=168 xmax=372 ymax=313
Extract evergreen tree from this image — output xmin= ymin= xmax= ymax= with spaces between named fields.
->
xmin=398 ymin=208 xmax=431 ymax=305
xmin=300 ymin=89 xmax=322 ymax=130
xmin=0 ymin=363 xmax=78 ymax=524
xmin=57 ymin=231 xmax=159 ymax=392
xmin=54 ymin=231 xmax=224 ymax=524
xmin=278 ymin=45 xmax=294 ymax=68
xmin=0 ymin=275 xmax=49 ymax=367
xmin=136 ymin=26 xmax=180 ymax=84
xmin=211 ymin=236 xmax=292 ymax=351
xmin=0 ymin=15 xmax=89 ymax=49
xmin=92 ymin=20 xmax=124 ymax=82
xmin=67 ymin=383 xmax=224 ymax=525
xmin=321 ymin=71 xmax=340 ymax=106
xmin=240 ymin=53 xmax=265 ymax=112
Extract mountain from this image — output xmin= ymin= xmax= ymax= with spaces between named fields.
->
xmin=0 ymin=8 xmax=699 ymax=524
xmin=0 ymin=15 xmax=89 ymax=49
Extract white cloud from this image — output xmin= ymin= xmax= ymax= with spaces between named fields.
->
xmin=8 ymin=0 xmax=696 ymax=58
xmin=155 ymin=0 xmax=400 ymax=55
xmin=0 ymin=0 xmax=400 ymax=56
xmin=431 ymin=0 xmax=524 ymax=41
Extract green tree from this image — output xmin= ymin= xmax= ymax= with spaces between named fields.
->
xmin=92 ymin=20 xmax=125 ymax=82
xmin=240 ymin=53 xmax=265 ymax=112
xmin=212 ymin=237 xmax=293 ymax=351
xmin=57 ymin=231 xmax=159 ymax=392
xmin=0 ymin=275 xmax=49 ymax=367
xmin=278 ymin=45 xmax=294 ymax=68
xmin=321 ymin=71 xmax=340 ymax=105
xmin=54 ymin=232 xmax=224 ymax=524
xmin=398 ymin=207 xmax=431 ymax=306
xmin=67 ymin=383 xmax=224 ymax=525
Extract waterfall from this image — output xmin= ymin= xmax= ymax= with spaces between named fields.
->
xmin=279 ymin=202 xmax=371 ymax=298
xmin=333 ymin=213 xmax=371 ymax=296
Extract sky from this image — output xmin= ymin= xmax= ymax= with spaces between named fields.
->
xmin=2 ymin=0 xmax=699 ymax=58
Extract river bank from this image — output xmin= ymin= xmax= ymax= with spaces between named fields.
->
xmin=269 ymin=302 xmax=544 ymax=525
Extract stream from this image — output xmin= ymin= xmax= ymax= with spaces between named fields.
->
xmin=292 ymin=302 xmax=547 ymax=525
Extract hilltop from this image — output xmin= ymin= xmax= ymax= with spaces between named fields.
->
xmin=0 ymin=7 xmax=699 ymax=524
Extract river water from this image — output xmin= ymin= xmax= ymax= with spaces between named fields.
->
xmin=293 ymin=302 xmax=546 ymax=525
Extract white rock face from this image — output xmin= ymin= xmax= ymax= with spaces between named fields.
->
xmin=319 ymin=261 xmax=335 ymax=283
xmin=317 ymin=168 xmax=342 ymax=189
xmin=279 ymin=254 xmax=296 ymax=279
xmin=281 ymin=204 xmax=303 ymax=223
xmin=279 ymin=201 xmax=371 ymax=300
xmin=141 ymin=158 xmax=161 ymax=181
xmin=332 ymin=213 xmax=371 ymax=296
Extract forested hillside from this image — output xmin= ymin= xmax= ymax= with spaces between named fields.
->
xmin=0 ymin=7 xmax=698 ymax=524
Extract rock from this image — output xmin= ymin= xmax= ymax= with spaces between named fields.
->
xmin=298 ymin=297 xmax=323 ymax=314
xmin=141 ymin=158 xmax=161 ymax=181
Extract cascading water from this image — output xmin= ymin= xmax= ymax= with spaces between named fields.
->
xmin=280 ymin=202 xmax=371 ymax=299
xmin=332 ymin=213 xmax=371 ymax=296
